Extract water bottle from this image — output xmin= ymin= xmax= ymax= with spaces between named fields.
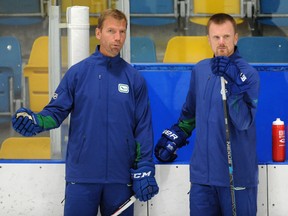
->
xmin=272 ymin=118 xmax=286 ymax=162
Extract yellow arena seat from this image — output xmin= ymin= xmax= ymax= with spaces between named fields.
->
xmin=190 ymin=0 xmax=244 ymax=26
xmin=61 ymin=0 xmax=110 ymax=26
xmin=24 ymin=36 xmax=99 ymax=112
xmin=23 ymin=36 xmax=49 ymax=112
xmin=0 ymin=137 xmax=51 ymax=159
xmin=163 ymin=36 xmax=213 ymax=63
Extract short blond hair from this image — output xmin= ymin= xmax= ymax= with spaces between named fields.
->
xmin=97 ymin=9 xmax=127 ymax=30
xmin=207 ymin=13 xmax=237 ymax=34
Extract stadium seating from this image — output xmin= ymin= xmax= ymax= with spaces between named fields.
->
xmin=23 ymin=36 xmax=50 ymax=112
xmin=23 ymin=36 xmax=100 ymax=112
xmin=163 ymin=36 xmax=213 ymax=63
xmin=131 ymin=37 xmax=157 ymax=62
xmin=61 ymin=0 xmax=109 ymax=26
xmin=0 ymin=137 xmax=51 ymax=159
xmin=24 ymin=35 xmax=156 ymax=112
xmin=0 ymin=0 xmax=46 ymax=25
xmin=237 ymin=36 xmax=288 ymax=63
xmin=255 ymin=0 xmax=288 ymax=27
xmin=0 ymin=36 xmax=22 ymax=116
xmin=189 ymin=0 xmax=244 ymax=26
xmin=130 ymin=0 xmax=177 ymax=26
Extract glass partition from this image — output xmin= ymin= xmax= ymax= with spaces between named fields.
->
xmin=0 ymin=0 xmax=288 ymax=160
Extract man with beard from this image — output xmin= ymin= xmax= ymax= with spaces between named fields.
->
xmin=155 ymin=13 xmax=259 ymax=216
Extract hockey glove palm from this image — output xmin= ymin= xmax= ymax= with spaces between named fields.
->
xmin=211 ymin=56 xmax=250 ymax=95
xmin=154 ymin=124 xmax=188 ymax=162
xmin=131 ymin=161 xmax=159 ymax=202
xmin=12 ymin=107 xmax=43 ymax=136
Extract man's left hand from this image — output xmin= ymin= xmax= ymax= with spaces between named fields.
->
xmin=130 ymin=161 xmax=159 ymax=202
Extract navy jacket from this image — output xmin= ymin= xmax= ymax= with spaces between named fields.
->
xmin=180 ymin=49 xmax=260 ymax=187
xmin=39 ymin=46 xmax=154 ymax=184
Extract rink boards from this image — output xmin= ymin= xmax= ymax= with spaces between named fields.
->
xmin=1 ymin=63 xmax=288 ymax=215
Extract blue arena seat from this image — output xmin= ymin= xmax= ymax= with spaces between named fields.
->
xmin=0 ymin=0 xmax=46 ymax=25
xmin=255 ymin=0 xmax=288 ymax=27
xmin=131 ymin=37 xmax=157 ymax=63
xmin=130 ymin=0 xmax=176 ymax=26
xmin=0 ymin=36 xmax=22 ymax=116
xmin=237 ymin=36 xmax=288 ymax=63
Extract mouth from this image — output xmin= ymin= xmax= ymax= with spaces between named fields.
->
xmin=218 ymin=46 xmax=226 ymax=50
xmin=112 ymin=44 xmax=120 ymax=49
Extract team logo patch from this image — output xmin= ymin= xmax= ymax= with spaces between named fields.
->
xmin=118 ymin=84 xmax=129 ymax=93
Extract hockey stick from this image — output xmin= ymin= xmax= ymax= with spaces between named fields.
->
xmin=221 ymin=77 xmax=237 ymax=216
xmin=111 ymin=195 xmax=136 ymax=216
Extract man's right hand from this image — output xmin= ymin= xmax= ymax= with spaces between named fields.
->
xmin=155 ymin=138 xmax=178 ymax=162
xmin=12 ymin=107 xmax=42 ymax=136
xmin=211 ymin=56 xmax=250 ymax=95
xmin=154 ymin=125 xmax=188 ymax=162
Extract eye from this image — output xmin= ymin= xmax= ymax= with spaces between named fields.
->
xmin=120 ymin=30 xmax=126 ymax=35
xmin=107 ymin=29 xmax=114 ymax=34
xmin=224 ymin=35 xmax=230 ymax=39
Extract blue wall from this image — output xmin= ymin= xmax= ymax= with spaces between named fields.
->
xmin=134 ymin=63 xmax=288 ymax=164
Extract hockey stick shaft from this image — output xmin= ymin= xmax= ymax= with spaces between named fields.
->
xmin=221 ymin=77 xmax=237 ymax=216
xmin=111 ymin=195 xmax=136 ymax=216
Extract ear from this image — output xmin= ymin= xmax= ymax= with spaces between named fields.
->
xmin=234 ymin=33 xmax=239 ymax=45
xmin=95 ymin=28 xmax=101 ymax=40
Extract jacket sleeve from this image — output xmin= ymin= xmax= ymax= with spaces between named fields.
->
xmin=37 ymin=66 xmax=76 ymax=128
xmin=178 ymin=69 xmax=196 ymax=136
xmin=227 ymin=63 xmax=260 ymax=130
xmin=133 ymin=75 xmax=154 ymax=165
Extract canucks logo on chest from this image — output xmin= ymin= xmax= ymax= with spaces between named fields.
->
xmin=118 ymin=84 xmax=129 ymax=93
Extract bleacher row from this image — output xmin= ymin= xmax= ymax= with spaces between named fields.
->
xmin=1 ymin=0 xmax=288 ymax=34
xmin=1 ymin=34 xmax=288 ymax=159
xmin=1 ymin=0 xmax=288 ymax=159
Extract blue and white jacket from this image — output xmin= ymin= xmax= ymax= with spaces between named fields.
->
xmin=179 ymin=49 xmax=260 ymax=187
xmin=39 ymin=46 xmax=154 ymax=184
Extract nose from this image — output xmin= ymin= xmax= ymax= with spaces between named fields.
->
xmin=219 ymin=37 xmax=225 ymax=44
xmin=114 ymin=31 xmax=121 ymax=41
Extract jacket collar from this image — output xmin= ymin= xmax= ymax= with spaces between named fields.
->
xmin=228 ymin=46 xmax=241 ymax=61
xmin=92 ymin=45 xmax=122 ymax=66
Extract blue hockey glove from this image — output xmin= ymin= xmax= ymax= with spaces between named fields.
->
xmin=211 ymin=56 xmax=250 ymax=95
xmin=130 ymin=161 xmax=159 ymax=202
xmin=12 ymin=107 xmax=43 ymax=136
xmin=154 ymin=124 xmax=188 ymax=162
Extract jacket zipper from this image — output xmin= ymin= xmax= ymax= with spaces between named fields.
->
xmin=105 ymin=62 xmax=111 ymax=181
xmin=98 ymin=74 xmax=102 ymax=98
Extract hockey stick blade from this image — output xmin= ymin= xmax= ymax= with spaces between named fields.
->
xmin=111 ymin=195 xmax=136 ymax=216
